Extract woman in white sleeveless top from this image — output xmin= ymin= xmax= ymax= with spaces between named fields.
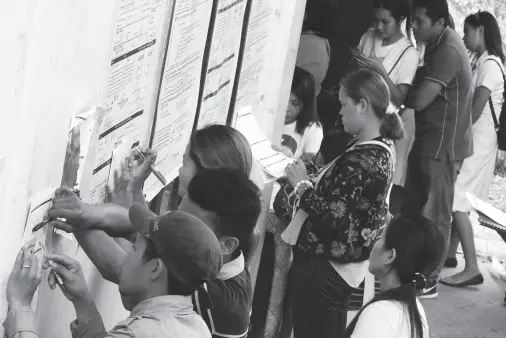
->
xmin=442 ymin=11 xmax=505 ymax=287
xmin=344 ymin=215 xmax=443 ymax=338
xmin=353 ymin=0 xmax=420 ymax=213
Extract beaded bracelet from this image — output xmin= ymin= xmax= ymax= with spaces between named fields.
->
xmin=294 ymin=180 xmax=313 ymax=197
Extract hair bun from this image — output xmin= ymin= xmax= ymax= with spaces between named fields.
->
xmin=412 ymin=272 xmax=427 ymax=289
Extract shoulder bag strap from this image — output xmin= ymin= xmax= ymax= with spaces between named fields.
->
xmin=355 ymin=140 xmax=394 ymax=159
xmin=387 ymin=45 xmax=414 ymax=76
xmin=484 ymin=58 xmax=505 ymax=129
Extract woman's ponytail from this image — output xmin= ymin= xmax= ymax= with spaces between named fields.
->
xmin=380 ymin=110 xmax=405 ymax=140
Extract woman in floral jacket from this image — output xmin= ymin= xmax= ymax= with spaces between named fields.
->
xmin=282 ymin=69 xmax=404 ymax=338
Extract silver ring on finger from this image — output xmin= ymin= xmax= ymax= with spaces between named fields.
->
xmin=22 ymin=265 xmax=30 ymax=269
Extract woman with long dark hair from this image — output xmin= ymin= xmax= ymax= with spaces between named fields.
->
xmin=442 ymin=11 xmax=505 ymax=287
xmin=344 ymin=215 xmax=444 ymax=337
xmin=276 ymin=67 xmax=323 ymax=160
xmin=282 ymin=69 xmax=403 ymax=337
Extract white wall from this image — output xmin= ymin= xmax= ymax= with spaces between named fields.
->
xmin=0 ymin=1 xmax=130 ymax=336
xmin=0 ymin=0 xmax=305 ymax=337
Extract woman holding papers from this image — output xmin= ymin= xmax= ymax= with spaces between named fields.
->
xmin=274 ymin=66 xmax=323 ymax=161
xmin=282 ymin=69 xmax=403 ymax=338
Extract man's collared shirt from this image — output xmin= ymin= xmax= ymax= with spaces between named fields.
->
xmin=415 ymin=27 xmax=473 ymax=161
xmin=193 ymin=252 xmax=252 ymax=338
xmin=3 ymin=296 xmax=212 ymax=338
xmin=72 ymin=295 xmax=211 ymax=338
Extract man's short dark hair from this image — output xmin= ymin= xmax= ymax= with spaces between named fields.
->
xmin=187 ymin=168 xmax=261 ymax=257
xmin=413 ymin=0 xmax=450 ymax=26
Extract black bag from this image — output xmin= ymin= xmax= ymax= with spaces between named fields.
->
xmin=272 ymin=177 xmax=295 ymax=225
xmin=485 ymin=58 xmax=506 ymax=151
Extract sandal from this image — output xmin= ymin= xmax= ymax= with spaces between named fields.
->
xmin=440 ymin=274 xmax=484 ymax=287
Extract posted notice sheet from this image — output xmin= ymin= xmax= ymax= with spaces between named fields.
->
xmin=196 ymin=0 xmax=248 ymax=128
xmin=89 ymin=0 xmax=171 ymax=204
xmin=144 ymin=0 xmax=214 ymax=201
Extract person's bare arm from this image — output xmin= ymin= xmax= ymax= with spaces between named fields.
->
xmin=407 ymin=79 xmax=445 ymax=111
xmin=407 ymin=45 xmax=460 ymax=112
xmin=383 ymin=75 xmax=410 ymax=107
xmin=73 ymin=230 xmax=129 ymax=285
xmin=471 ymin=86 xmax=491 ymax=124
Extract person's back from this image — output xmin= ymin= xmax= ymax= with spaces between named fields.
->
xmin=350 ymin=299 xmax=429 ymax=338
xmin=416 ymin=27 xmax=473 ymax=160
xmin=91 ymin=296 xmax=211 ymax=338
xmin=344 ymin=215 xmax=444 ymax=338
xmin=180 ymin=169 xmax=261 ymax=338
xmin=194 ymin=257 xmax=253 ymax=338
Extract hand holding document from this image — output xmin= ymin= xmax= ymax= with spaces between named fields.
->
xmin=235 ymin=106 xmax=294 ymax=179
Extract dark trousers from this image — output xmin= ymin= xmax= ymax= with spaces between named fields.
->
xmin=289 ymin=253 xmax=353 ymax=338
xmin=402 ymin=143 xmax=463 ymax=280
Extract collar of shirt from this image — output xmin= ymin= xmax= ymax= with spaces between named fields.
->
xmin=474 ymin=50 xmax=492 ymax=70
xmin=434 ymin=26 xmax=450 ymax=47
xmin=217 ymin=252 xmax=245 ymax=280
xmin=130 ymin=295 xmax=195 ymax=317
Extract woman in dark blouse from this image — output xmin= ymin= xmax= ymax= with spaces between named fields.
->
xmin=282 ymin=69 xmax=404 ymax=338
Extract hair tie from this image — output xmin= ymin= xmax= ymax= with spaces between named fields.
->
xmin=412 ymin=272 xmax=427 ymax=289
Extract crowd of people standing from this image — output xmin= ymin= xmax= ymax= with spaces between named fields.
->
xmin=3 ymin=0 xmax=506 ymax=337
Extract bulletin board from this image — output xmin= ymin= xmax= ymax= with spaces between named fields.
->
xmin=0 ymin=0 xmax=305 ymax=337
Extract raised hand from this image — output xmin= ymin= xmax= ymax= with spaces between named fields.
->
xmin=6 ymin=249 xmax=42 ymax=309
xmin=48 ymin=186 xmax=96 ymax=233
xmin=42 ymin=254 xmax=92 ymax=304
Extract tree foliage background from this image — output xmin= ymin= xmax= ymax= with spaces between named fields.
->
xmin=449 ymin=0 xmax=506 ymax=49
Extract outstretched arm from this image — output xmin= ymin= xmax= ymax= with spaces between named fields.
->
xmin=74 ymin=230 xmax=129 ymax=284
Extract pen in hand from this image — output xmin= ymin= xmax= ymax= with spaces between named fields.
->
xmin=133 ymin=147 xmax=167 ymax=186
xmin=38 ymin=241 xmax=63 ymax=286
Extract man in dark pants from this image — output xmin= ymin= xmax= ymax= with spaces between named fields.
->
xmin=403 ymin=0 xmax=473 ymax=299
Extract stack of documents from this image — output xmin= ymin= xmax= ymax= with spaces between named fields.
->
xmin=467 ymin=193 xmax=506 ymax=235
xmin=235 ymin=107 xmax=294 ymax=179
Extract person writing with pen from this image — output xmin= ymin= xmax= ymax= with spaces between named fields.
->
xmin=3 ymin=206 xmax=223 ymax=338
xmin=15 ymin=124 xmax=262 ymax=338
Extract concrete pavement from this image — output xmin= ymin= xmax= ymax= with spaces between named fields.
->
xmin=423 ymin=258 xmax=506 ymax=338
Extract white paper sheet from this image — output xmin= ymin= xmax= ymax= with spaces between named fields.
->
xmin=234 ymin=0 xmax=275 ymax=117
xmin=144 ymin=0 xmax=214 ymax=201
xmin=89 ymin=0 xmax=171 ymax=204
xmin=22 ymin=188 xmax=57 ymax=312
xmin=196 ymin=0 xmax=248 ymax=128
xmin=235 ymin=106 xmax=293 ymax=179
xmin=467 ymin=193 xmax=506 ymax=227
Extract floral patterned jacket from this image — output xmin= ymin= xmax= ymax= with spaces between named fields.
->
xmin=295 ymin=137 xmax=394 ymax=263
